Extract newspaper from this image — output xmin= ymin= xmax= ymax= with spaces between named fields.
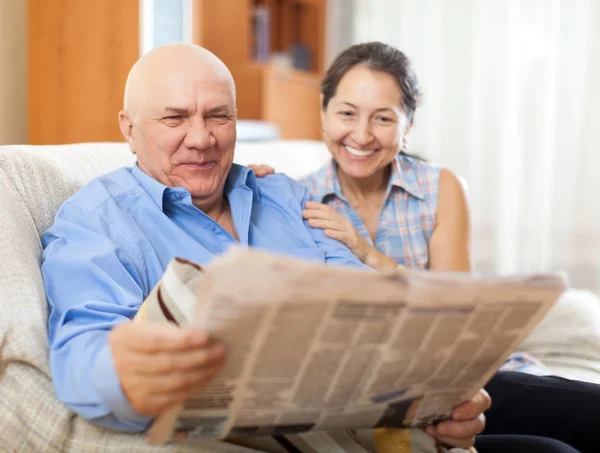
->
xmin=139 ymin=247 xmax=567 ymax=447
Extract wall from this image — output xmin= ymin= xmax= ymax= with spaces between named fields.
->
xmin=0 ymin=0 xmax=27 ymax=145
xmin=28 ymin=0 xmax=139 ymax=144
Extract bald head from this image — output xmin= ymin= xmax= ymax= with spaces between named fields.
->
xmin=123 ymin=43 xmax=236 ymax=117
xmin=118 ymin=43 xmax=238 ymax=212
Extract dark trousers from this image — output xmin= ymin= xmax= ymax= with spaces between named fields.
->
xmin=477 ymin=371 xmax=600 ymax=453
xmin=476 ymin=435 xmax=579 ymax=453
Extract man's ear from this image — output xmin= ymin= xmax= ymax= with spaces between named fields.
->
xmin=118 ymin=110 xmax=135 ymax=154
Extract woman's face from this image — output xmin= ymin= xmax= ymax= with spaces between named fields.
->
xmin=321 ymin=65 xmax=412 ymax=180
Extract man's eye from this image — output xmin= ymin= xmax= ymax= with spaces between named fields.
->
xmin=164 ymin=115 xmax=183 ymax=120
xmin=209 ymin=114 xmax=230 ymax=121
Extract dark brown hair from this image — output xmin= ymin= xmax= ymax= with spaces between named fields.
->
xmin=321 ymin=42 xmax=421 ymax=123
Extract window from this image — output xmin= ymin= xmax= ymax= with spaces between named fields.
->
xmin=140 ymin=0 xmax=193 ymax=55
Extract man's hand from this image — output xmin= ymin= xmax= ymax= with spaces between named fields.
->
xmin=247 ymin=164 xmax=275 ymax=178
xmin=425 ymin=388 xmax=491 ymax=449
xmin=109 ymin=322 xmax=226 ymax=416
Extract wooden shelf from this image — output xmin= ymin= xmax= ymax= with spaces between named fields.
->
xmin=262 ymin=64 xmax=322 ymax=139
xmin=193 ymin=0 xmax=326 ymax=139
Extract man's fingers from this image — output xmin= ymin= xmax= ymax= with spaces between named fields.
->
xmin=112 ymin=322 xmax=211 ymax=353
xmin=130 ymin=342 xmax=226 ymax=374
xmin=122 ymin=352 xmax=226 ymax=416
xmin=453 ymin=389 xmax=491 ymax=420
xmin=144 ymin=366 xmax=224 ymax=415
xmin=147 ymin=358 xmax=226 ymax=393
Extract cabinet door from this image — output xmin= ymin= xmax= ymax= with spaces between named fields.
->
xmin=263 ymin=65 xmax=322 ymax=140
xmin=28 ymin=0 xmax=139 ymax=144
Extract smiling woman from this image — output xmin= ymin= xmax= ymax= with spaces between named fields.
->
xmin=298 ymin=42 xmax=470 ymax=274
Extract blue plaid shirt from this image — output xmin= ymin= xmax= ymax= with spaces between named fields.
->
xmin=302 ymin=153 xmax=440 ymax=269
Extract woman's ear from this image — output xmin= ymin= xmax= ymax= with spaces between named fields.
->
xmin=319 ymin=94 xmax=326 ymax=131
xmin=407 ymin=109 xmax=417 ymax=132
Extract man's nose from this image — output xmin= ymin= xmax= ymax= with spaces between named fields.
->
xmin=184 ymin=119 xmax=216 ymax=150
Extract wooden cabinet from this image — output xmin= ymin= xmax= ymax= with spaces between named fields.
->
xmin=27 ymin=0 xmax=325 ymax=143
xmin=28 ymin=0 xmax=139 ymax=145
xmin=193 ymin=0 xmax=326 ymax=139
xmin=262 ymin=65 xmax=322 ymax=139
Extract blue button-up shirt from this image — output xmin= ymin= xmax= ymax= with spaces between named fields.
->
xmin=42 ymin=163 xmax=368 ymax=432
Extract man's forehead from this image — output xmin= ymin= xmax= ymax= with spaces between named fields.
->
xmin=144 ymin=74 xmax=235 ymax=113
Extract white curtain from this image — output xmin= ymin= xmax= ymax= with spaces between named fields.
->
xmin=351 ymin=0 xmax=600 ymax=292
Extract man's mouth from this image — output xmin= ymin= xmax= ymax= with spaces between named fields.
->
xmin=180 ymin=161 xmax=216 ymax=168
xmin=344 ymin=145 xmax=377 ymax=157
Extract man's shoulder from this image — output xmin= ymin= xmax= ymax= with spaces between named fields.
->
xmin=254 ymin=172 xmax=307 ymax=202
xmin=65 ymin=167 xmax=138 ymax=213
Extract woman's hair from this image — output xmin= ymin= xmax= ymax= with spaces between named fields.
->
xmin=321 ymin=42 xmax=421 ymax=123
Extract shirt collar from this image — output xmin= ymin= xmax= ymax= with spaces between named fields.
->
xmin=131 ymin=164 xmax=169 ymax=210
xmin=310 ymin=159 xmax=340 ymax=202
xmin=131 ymin=162 xmax=261 ymax=212
xmin=225 ymin=164 xmax=261 ymax=201
xmin=390 ymin=153 xmax=425 ymax=200
xmin=311 ymin=154 xmax=424 ymax=202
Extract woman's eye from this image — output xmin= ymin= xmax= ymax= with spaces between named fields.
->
xmin=377 ymin=116 xmax=393 ymax=123
xmin=338 ymin=111 xmax=354 ymax=118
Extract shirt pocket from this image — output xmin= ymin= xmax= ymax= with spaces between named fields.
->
xmin=285 ymin=247 xmax=326 ymax=263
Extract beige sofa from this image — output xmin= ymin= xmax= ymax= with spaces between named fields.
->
xmin=1 ymin=141 xmax=599 ymax=452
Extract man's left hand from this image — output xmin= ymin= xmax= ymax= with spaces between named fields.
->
xmin=425 ymin=388 xmax=491 ymax=449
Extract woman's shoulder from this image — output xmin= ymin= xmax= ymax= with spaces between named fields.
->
xmin=397 ymin=153 xmax=441 ymax=177
xmin=397 ymin=154 xmax=467 ymax=204
xmin=298 ymin=160 xmax=334 ymax=195
xmin=396 ymin=153 xmax=443 ymax=197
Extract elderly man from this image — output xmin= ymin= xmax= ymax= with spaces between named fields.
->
xmin=42 ymin=44 xmax=489 ymax=449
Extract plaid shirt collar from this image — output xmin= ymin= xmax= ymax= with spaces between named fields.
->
xmin=311 ymin=154 xmax=425 ymax=202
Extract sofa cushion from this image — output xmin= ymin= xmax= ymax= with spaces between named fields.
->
xmin=519 ymin=289 xmax=600 ymax=384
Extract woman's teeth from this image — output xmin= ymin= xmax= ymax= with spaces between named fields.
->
xmin=345 ymin=146 xmax=376 ymax=157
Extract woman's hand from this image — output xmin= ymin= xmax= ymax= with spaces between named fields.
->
xmin=247 ymin=164 xmax=275 ymax=178
xmin=303 ymin=201 xmax=370 ymax=259
xmin=302 ymin=201 xmax=396 ymax=272
xmin=303 ymin=201 xmax=398 ymax=271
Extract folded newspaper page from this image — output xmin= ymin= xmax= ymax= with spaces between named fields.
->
xmin=138 ymin=247 xmax=567 ymax=448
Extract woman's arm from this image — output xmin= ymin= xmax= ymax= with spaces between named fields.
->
xmin=302 ymin=201 xmax=399 ymax=272
xmin=428 ymin=169 xmax=472 ymax=272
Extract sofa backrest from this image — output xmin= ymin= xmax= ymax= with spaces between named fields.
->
xmin=0 ymin=140 xmax=331 ymax=452
xmin=0 ymin=139 xmax=331 ymax=372
xmin=0 ymin=143 xmax=136 ymax=373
